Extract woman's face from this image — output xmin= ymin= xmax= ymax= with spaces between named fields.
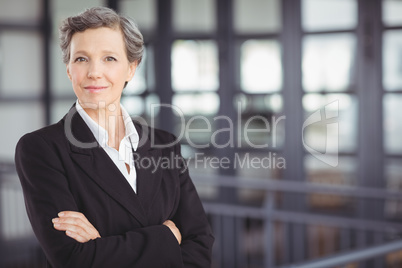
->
xmin=67 ymin=27 xmax=136 ymax=109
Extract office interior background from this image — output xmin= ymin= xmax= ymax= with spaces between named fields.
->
xmin=1 ymin=0 xmax=402 ymax=267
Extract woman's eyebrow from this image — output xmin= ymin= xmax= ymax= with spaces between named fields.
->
xmin=101 ymin=50 xmax=118 ymax=55
xmin=71 ymin=50 xmax=88 ymax=56
xmin=72 ymin=50 xmax=119 ymax=56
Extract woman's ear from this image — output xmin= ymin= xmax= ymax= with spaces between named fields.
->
xmin=127 ymin=61 xmax=138 ymax=81
xmin=66 ymin=65 xmax=72 ymax=81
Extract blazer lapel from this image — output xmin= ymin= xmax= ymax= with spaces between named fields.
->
xmin=64 ymin=105 xmax=148 ymax=226
xmin=133 ymin=122 xmax=164 ymax=213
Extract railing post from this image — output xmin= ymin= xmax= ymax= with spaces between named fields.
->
xmin=264 ymin=192 xmax=275 ymax=268
xmin=356 ymin=0 xmax=385 ymax=267
xmin=281 ymin=0 xmax=305 ymax=263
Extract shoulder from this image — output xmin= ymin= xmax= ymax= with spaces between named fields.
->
xmin=15 ymin=120 xmax=66 ymax=168
xmin=16 ymin=120 xmax=65 ymax=150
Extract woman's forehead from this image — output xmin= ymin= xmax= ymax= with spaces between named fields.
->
xmin=70 ymin=27 xmax=125 ymax=53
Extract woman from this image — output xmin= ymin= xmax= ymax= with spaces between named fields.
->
xmin=15 ymin=7 xmax=214 ymax=268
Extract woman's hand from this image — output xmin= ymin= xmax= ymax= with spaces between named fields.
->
xmin=52 ymin=211 xmax=101 ymax=243
xmin=163 ymin=220 xmax=182 ymax=245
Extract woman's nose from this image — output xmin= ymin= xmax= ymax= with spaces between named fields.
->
xmin=87 ymin=62 xmax=102 ymax=79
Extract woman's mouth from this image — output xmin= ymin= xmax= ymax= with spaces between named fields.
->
xmin=84 ymin=86 xmax=107 ymax=93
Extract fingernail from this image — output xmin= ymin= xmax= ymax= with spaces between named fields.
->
xmin=58 ymin=212 xmax=64 ymax=217
xmin=52 ymin=218 xmax=59 ymax=223
xmin=54 ymin=223 xmax=60 ymax=227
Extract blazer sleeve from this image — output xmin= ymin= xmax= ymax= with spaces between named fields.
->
xmin=171 ymin=142 xmax=215 ymax=268
xmin=15 ymin=133 xmax=183 ymax=268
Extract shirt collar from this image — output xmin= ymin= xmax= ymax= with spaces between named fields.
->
xmin=75 ymin=100 xmax=139 ymax=151
xmin=120 ymin=102 xmax=139 ymax=151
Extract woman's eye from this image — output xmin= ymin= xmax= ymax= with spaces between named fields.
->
xmin=106 ymin=57 xmax=117 ymax=62
xmin=75 ymin=57 xmax=87 ymax=62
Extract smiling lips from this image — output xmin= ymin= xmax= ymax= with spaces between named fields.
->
xmin=84 ymin=86 xmax=107 ymax=93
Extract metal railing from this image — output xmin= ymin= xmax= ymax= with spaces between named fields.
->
xmin=281 ymin=240 xmax=402 ymax=268
xmin=193 ymin=174 xmax=402 ymax=268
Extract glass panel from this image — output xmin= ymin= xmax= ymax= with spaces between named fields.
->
xmin=0 ymin=0 xmax=41 ymax=23
xmin=384 ymin=159 xmax=402 ymax=219
xmin=145 ymin=46 xmax=156 ymax=91
xmin=53 ymin=0 xmax=104 ymax=29
xmin=383 ymin=0 xmax=402 ymax=26
xmin=173 ymin=0 xmax=216 ymax=33
xmin=236 ymin=152 xmax=284 ymax=178
xmin=124 ymin=46 xmax=152 ymax=95
xmin=303 ymin=34 xmax=356 ymax=92
xmin=120 ymin=0 xmax=156 ymax=33
xmin=186 ymin=149 xmax=219 ymax=199
xmin=172 ymin=93 xmax=219 ymax=148
xmin=51 ymin=100 xmax=75 ymax=124
xmin=179 ymin=114 xmax=215 ymax=148
xmin=172 ymin=93 xmax=219 ymax=115
xmin=144 ymin=93 xmax=160 ymax=118
xmin=236 ymin=152 xmax=284 ymax=205
xmin=235 ymin=94 xmax=285 ymax=149
xmin=303 ymin=94 xmax=357 ymax=154
xmin=141 ymin=94 xmax=161 ymax=128
xmin=305 ymin=156 xmax=356 ymax=210
xmin=1 ymin=174 xmax=34 ymax=240
xmin=51 ymin=39 xmax=73 ymax=96
xmin=0 ymin=32 xmax=43 ymax=96
xmin=240 ymin=40 xmax=282 ymax=93
xmin=383 ymin=30 xmax=402 ymax=91
xmin=0 ymin=102 xmax=43 ymax=160
xmin=185 ymin=149 xmax=220 ymax=176
xmin=307 ymin=225 xmax=339 ymax=259
xmin=233 ymin=93 xmax=283 ymax=114
xmin=384 ymin=94 xmax=402 ymax=154
xmin=125 ymin=61 xmax=146 ymax=95
xmin=121 ymin=96 xmax=145 ymax=116
xmin=302 ymin=0 xmax=357 ymax=31
xmin=234 ymin=0 xmax=281 ymax=34
xmin=172 ymin=40 xmax=219 ymax=92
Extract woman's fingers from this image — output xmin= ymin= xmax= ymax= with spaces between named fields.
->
xmin=163 ymin=220 xmax=182 ymax=245
xmin=52 ymin=218 xmax=92 ymax=237
xmin=52 ymin=211 xmax=101 ymax=243
xmin=53 ymin=213 xmax=96 ymax=236
xmin=65 ymin=230 xmax=89 ymax=243
xmin=58 ymin=211 xmax=94 ymax=227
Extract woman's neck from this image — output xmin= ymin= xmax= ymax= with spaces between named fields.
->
xmin=83 ymin=102 xmax=126 ymax=150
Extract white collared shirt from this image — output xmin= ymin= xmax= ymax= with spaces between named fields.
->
xmin=76 ymin=100 xmax=139 ymax=193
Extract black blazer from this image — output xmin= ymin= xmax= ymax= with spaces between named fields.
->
xmin=15 ymin=104 xmax=214 ymax=268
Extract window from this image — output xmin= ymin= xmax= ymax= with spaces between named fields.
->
xmin=383 ymin=1 xmax=402 ymax=220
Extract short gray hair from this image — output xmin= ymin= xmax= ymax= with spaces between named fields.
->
xmin=59 ymin=7 xmax=144 ymax=65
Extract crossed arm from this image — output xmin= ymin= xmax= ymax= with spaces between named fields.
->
xmin=52 ymin=211 xmax=182 ymax=245
xmin=16 ymin=132 xmax=213 ymax=267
